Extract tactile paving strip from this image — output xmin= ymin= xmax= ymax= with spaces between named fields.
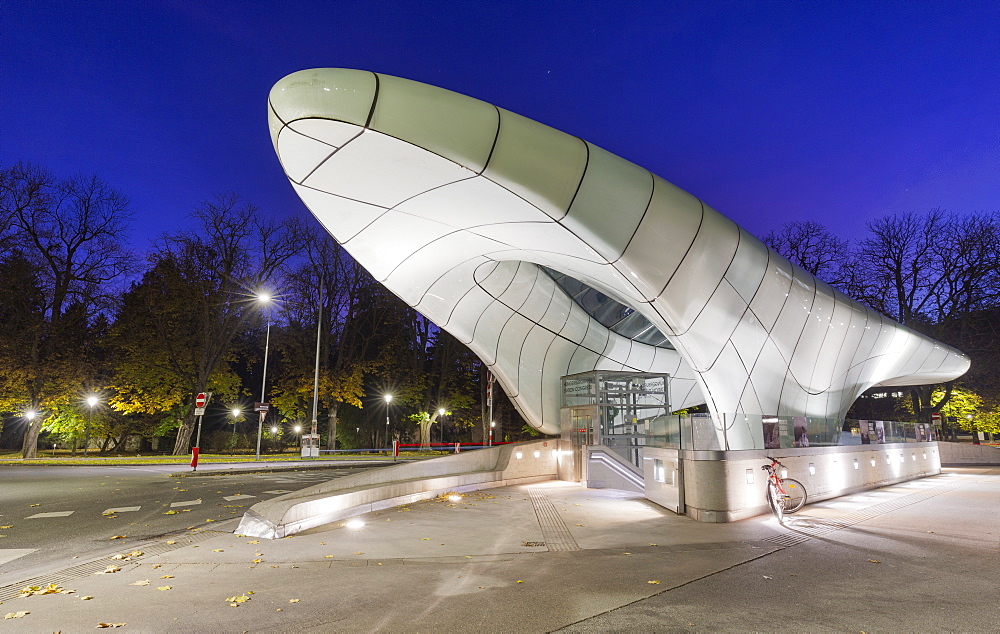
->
xmin=528 ymin=488 xmax=580 ymax=552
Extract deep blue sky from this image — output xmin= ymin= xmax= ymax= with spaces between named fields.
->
xmin=4 ymin=1 xmax=998 ymax=251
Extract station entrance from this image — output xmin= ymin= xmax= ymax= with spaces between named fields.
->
xmin=560 ymin=371 xmax=672 ymax=490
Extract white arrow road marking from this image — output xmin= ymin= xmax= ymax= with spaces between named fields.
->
xmin=170 ymin=499 xmax=202 ymax=507
xmin=26 ymin=511 xmax=75 ymax=519
xmin=223 ymin=494 xmax=256 ymax=501
xmin=103 ymin=506 xmax=141 ymax=514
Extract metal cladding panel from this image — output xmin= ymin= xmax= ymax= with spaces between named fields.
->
xmin=271 ymin=68 xmax=970 ymax=437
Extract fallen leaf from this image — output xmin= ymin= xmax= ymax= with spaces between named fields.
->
xmin=211 ymin=549 xmax=224 ymax=552
xmin=110 ymin=535 xmax=127 ymax=540
xmin=151 ymin=564 xmax=161 ymax=569
xmin=353 ymin=551 xmax=364 ymax=555
xmin=276 ymin=608 xmax=283 ymax=611
xmin=516 ymin=580 xmax=524 ymax=583
xmin=165 ymin=540 xmax=177 ymax=545
xmin=647 ymin=580 xmax=661 ymax=584
xmin=157 ymin=586 xmax=172 ymax=591
xmin=575 ymin=524 xmax=586 ymax=527
xmin=623 ymin=552 xmax=632 ymax=555
xmin=323 ymin=555 xmax=333 ymax=559
xmin=420 ymin=538 xmax=430 ymax=541
xmin=96 ymin=623 xmax=126 ymax=628
xmin=247 ymin=540 xmax=260 ymax=544
xmin=163 ymin=510 xmax=178 ymax=515
xmin=81 ymin=596 xmax=93 ymax=600
xmin=869 ymin=559 xmax=881 ymax=564
xmin=159 ymin=575 xmax=173 ymax=579
xmin=4 ymin=611 xmax=29 ymax=619
xmin=28 ymin=504 xmax=40 ymax=507
xmin=288 ymin=599 xmax=300 ymax=603
xmin=649 ymin=543 xmax=658 ymax=546
xmin=0 ymin=525 xmax=12 ymax=529
xmin=253 ymin=559 xmax=263 ymax=563
xmin=95 ymin=565 xmax=121 ymax=575
xmin=763 ymin=575 xmax=773 ymax=579
xmin=131 ymin=580 xmax=150 ymax=586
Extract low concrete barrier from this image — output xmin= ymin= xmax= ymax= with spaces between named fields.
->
xmin=937 ymin=441 xmax=1000 ymax=466
xmin=237 ymin=440 xmax=558 ymax=539
xmin=675 ymin=442 xmax=942 ymax=522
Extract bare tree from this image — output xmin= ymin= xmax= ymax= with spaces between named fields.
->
xmin=762 ymin=220 xmax=851 ymax=287
xmin=0 ymin=164 xmax=133 ymax=457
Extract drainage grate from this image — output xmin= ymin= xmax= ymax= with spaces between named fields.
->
xmin=0 ymin=530 xmax=225 ymax=602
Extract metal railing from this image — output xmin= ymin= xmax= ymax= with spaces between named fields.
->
xmin=646 ymin=414 xmax=940 ymax=452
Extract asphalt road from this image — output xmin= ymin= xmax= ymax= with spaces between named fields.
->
xmin=0 ymin=463 xmax=376 ymax=584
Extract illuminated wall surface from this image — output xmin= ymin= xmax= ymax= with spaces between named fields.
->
xmin=269 ymin=68 xmax=969 ymax=439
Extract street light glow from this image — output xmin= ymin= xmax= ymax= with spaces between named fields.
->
xmin=86 ymin=396 xmax=98 ymax=407
xmin=384 ymin=394 xmax=392 ymax=404
xmin=257 ymin=292 xmax=271 ymax=303
xmin=438 ymin=408 xmax=445 ymax=416
xmin=25 ymin=410 xmax=36 ymax=420
xmin=294 ymin=425 xmax=302 ymax=433
xmin=232 ymin=408 xmax=241 ymax=417
xmin=271 ymin=426 xmax=278 ymax=433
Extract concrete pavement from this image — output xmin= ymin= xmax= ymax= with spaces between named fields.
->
xmin=1 ymin=467 xmax=996 ymax=632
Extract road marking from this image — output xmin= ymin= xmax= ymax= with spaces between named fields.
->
xmin=26 ymin=511 xmax=75 ymax=519
xmin=0 ymin=549 xmax=37 ymax=565
xmin=223 ymin=494 xmax=256 ymax=501
xmin=262 ymin=490 xmax=292 ymax=495
xmin=170 ymin=499 xmax=202 ymax=508
xmin=103 ymin=507 xmax=141 ymax=514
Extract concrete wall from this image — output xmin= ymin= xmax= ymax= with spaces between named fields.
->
xmin=937 ymin=442 xmax=1000 ymax=465
xmin=670 ymin=442 xmax=941 ymax=522
xmin=237 ymin=440 xmax=558 ymax=539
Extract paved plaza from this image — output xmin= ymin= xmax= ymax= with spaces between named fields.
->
xmin=2 ymin=466 xmax=996 ymax=632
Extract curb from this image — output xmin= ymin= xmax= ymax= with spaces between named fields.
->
xmin=168 ymin=461 xmax=409 ymax=478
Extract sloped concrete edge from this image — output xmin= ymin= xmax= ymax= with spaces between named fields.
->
xmin=236 ymin=440 xmax=559 ymax=539
xmin=938 ymin=441 xmax=1000 ymax=466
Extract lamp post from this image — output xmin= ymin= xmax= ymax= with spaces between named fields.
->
xmin=310 ymin=278 xmax=324 ymax=452
xmin=438 ymin=408 xmax=446 ymax=445
xmin=255 ymin=293 xmax=272 ymax=461
xmin=966 ymin=413 xmax=980 ymax=445
xmin=230 ymin=408 xmax=241 ymax=456
xmin=384 ymin=394 xmax=392 ymax=449
xmin=85 ymin=396 xmax=98 ymax=457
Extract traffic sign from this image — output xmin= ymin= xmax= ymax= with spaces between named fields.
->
xmin=194 ymin=407 xmax=206 ymax=416
xmin=195 ymin=392 xmax=208 ymax=408
xmin=254 ymin=402 xmax=270 ymax=413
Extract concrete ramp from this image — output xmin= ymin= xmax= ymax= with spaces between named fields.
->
xmin=938 ymin=442 xmax=1000 ymax=465
xmin=237 ymin=440 xmax=558 ymax=538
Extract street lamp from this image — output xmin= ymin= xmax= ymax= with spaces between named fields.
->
xmin=230 ymin=408 xmax=241 ymax=456
xmin=384 ymin=394 xmax=392 ymax=448
xmin=438 ymin=408 xmax=446 ymax=444
xmin=85 ymin=395 xmax=98 ymax=457
xmin=310 ymin=277 xmax=324 ymax=452
xmin=255 ymin=292 xmax=272 ymax=461
xmin=489 ymin=420 xmax=496 ymax=447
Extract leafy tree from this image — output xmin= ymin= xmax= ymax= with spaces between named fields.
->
xmin=129 ymin=195 xmax=299 ymax=454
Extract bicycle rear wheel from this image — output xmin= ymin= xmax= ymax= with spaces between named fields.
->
xmin=766 ymin=481 xmax=784 ymax=521
xmin=781 ymin=479 xmax=807 ymax=513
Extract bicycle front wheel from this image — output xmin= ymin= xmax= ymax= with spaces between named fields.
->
xmin=766 ymin=481 xmax=784 ymax=521
xmin=782 ymin=479 xmax=807 ymax=513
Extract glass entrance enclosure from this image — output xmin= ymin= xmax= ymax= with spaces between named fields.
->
xmin=560 ymin=371 xmax=671 ymax=469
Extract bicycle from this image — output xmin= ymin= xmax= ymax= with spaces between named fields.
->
xmin=761 ymin=456 xmax=807 ymax=521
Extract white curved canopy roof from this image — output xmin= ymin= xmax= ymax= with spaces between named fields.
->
xmin=268 ymin=68 xmax=969 ymax=437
